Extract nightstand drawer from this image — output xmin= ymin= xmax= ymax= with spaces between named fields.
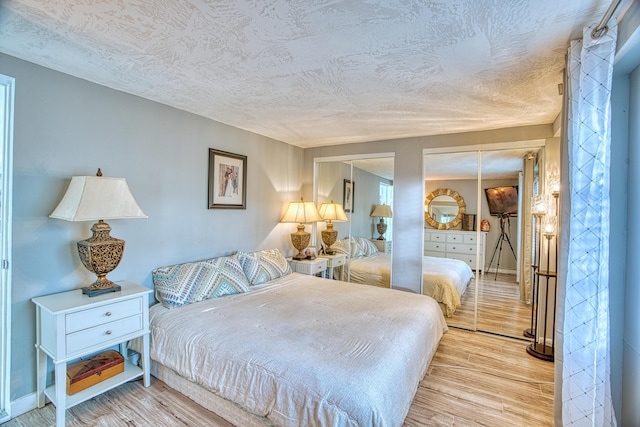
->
xmin=66 ymin=297 xmax=142 ymax=333
xmin=66 ymin=314 xmax=143 ymax=355
xmin=330 ymin=257 xmax=345 ymax=267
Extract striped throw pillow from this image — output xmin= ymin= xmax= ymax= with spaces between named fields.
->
xmin=152 ymin=255 xmax=250 ymax=308
xmin=237 ymin=248 xmax=292 ymax=286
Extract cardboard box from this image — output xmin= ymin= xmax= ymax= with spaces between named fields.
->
xmin=66 ymin=350 xmax=124 ymax=395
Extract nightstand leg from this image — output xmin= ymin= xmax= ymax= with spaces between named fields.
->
xmin=35 ymin=347 xmax=46 ymax=408
xmin=143 ymin=333 xmax=150 ymax=387
xmin=54 ymin=361 xmax=66 ymax=427
xmin=35 ymin=307 xmax=46 ymax=409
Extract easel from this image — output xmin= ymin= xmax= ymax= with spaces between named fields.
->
xmin=486 ymin=213 xmax=517 ymax=280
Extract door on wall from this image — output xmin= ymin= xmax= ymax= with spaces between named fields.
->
xmin=0 ymin=74 xmax=14 ymax=422
xmin=315 ymin=154 xmax=394 ymax=285
xmin=424 ymin=145 xmax=541 ymax=339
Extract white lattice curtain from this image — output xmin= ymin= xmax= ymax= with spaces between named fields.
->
xmin=562 ymin=23 xmax=617 ymax=426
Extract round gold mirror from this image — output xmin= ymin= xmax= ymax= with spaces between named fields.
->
xmin=425 ymin=188 xmax=465 ymax=230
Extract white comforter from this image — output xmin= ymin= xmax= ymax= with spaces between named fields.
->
xmin=145 ymin=273 xmax=447 ymax=427
xmin=348 ymin=252 xmax=473 ymax=316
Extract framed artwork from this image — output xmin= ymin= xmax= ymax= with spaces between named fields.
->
xmin=343 ymin=179 xmax=354 ymax=213
xmin=208 ymin=148 xmax=247 ymax=209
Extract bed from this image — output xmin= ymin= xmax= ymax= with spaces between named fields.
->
xmin=336 ymin=238 xmax=473 ymax=317
xmin=135 ymin=250 xmax=448 ymax=427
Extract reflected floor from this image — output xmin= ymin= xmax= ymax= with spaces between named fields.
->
xmin=449 ymin=272 xmax=533 ymax=339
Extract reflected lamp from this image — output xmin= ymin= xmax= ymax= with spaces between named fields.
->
xmin=318 ymin=200 xmax=348 ymax=255
xmin=370 ymin=204 xmax=393 ymax=240
xmin=50 ymin=169 xmax=147 ymax=296
xmin=281 ymin=198 xmax=322 ymax=260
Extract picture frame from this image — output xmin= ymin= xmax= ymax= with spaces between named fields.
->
xmin=343 ymin=179 xmax=354 ymax=213
xmin=208 ymin=148 xmax=247 ymax=209
xmin=303 ymin=246 xmax=317 ymax=260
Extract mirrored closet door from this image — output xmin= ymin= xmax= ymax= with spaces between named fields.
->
xmin=424 ymin=146 xmax=543 ymax=339
xmin=314 ymin=155 xmax=394 ymax=286
xmin=424 ymin=151 xmax=481 ymax=331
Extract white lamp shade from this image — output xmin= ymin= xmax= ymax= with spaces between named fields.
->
xmin=50 ymin=176 xmax=147 ymax=221
xmin=318 ymin=201 xmax=348 ymax=222
xmin=281 ymin=200 xmax=322 ymax=224
xmin=370 ymin=204 xmax=392 ymax=218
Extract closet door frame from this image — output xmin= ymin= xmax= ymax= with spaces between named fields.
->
xmin=423 ymin=140 xmax=544 ymax=333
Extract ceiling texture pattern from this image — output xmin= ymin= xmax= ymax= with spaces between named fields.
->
xmin=0 ymin=0 xmax=611 ymax=147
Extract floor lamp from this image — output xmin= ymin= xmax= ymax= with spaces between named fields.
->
xmin=526 ymin=189 xmax=559 ymax=362
xmin=525 ymin=195 xmax=548 ymax=338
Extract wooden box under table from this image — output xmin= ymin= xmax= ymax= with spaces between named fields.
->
xmin=66 ymin=350 xmax=124 ymax=395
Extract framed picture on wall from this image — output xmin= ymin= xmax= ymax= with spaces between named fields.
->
xmin=208 ymin=148 xmax=247 ymax=209
xmin=343 ymin=179 xmax=354 ymax=213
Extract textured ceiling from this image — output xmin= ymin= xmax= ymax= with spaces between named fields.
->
xmin=0 ymin=0 xmax=612 ymax=148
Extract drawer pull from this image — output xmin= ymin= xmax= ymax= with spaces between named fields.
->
xmin=106 ymin=312 xmax=112 ymax=317
xmin=106 ymin=330 xmax=112 ymax=335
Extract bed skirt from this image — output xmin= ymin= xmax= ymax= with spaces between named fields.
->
xmin=151 ymin=361 xmax=273 ymax=427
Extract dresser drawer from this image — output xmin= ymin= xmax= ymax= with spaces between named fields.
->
xmin=66 ymin=297 xmax=143 ymax=333
xmin=448 ymin=253 xmax=479 ymax=270
xmin=446 ymin=233 xmax=464 ymax=243
xmin=427 ymin=232 xmax=447 ymax=242
xmin=462 ymin=234 xmax=478 ymax=244
xmin=446 ymin=243 xmax=477 ymax=254
xmin=425 ymin=241 xmax=446 ymax=252
xmin=66 ymin=314 xmax=143 ymax=355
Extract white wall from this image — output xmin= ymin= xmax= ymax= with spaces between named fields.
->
xmin=3 ymin=53 xmax=304 ymax=401
xmin=611 ymin=2 xmax=640 ymax=424
xmin=620 ymin=61 xmax=640 ymax=427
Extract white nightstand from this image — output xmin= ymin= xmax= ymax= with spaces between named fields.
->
xmin=287 ymin=257 xmax=328 ymax=277
xmin=371 ymin=239 xmax=392 ymax=254
xmin=319 ymin=253 xmax=346 ymax=280
xmin=32 ymin=281 xmax=152 ymax=427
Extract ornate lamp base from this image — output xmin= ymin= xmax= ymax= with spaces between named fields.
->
xmin=290 ymin=223 xmax=311 ymax=260
xmin=77 ymin=220 xmax=124 ymax=297
xmin=321 ymin=223 xmax=338 ymax=255
xmin=82 ymin=282 xmax=121 ymax=297
xmin=376 ymin=219 xmax=387 ymax=240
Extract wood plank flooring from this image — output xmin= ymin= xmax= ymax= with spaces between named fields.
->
xmin=6 ymin=329 xmax=554 ymax=427
xmin=450 ymin=272 xmax=533 ymax=339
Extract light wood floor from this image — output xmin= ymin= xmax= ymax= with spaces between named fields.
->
xmin=6 ymin=329 xmax=554 ymax=427
xmin=450 ymin=272 xmax=533 ymax=339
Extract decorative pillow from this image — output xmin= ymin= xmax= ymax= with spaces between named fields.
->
xmin=331 ymin=239 xmax=351 ymax=256
xmin=331 ymin=238 xmax=365 ymax=258
xmin=237 ymin=248 xmax=292 ymax=286
xmin=349 ymin=237 xmax=364 ymax=258
xmin=152 ymin=255 xmax=250 ymax=308
xmin=359 ymin=238 xmax=379 ymax=256
xmin=198 ymin=255 xmax=252 ymax=297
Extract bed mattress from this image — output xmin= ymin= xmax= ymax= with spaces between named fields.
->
xmin=141 ymin=272 xmax=447 ymax=427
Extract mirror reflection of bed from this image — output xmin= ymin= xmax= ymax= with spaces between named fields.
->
xmin=424 ymin=147 xmax=543 ymax=339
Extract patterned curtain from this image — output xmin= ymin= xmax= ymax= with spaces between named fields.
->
xmin=562 ymin=22 xmax=617 ymax=426
xmin=519 ymin=154 xmax=535 ymax=303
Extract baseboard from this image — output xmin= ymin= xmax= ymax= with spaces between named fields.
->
xmin=483 ymin=268 xmax=517 ymax=275
xmin=10 ymin=392 xmax=38 ymax=419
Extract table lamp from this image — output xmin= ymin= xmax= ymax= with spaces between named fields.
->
xmin=50 ymin=169 xmax=147 ymax=296
xmin=318 ymin=200 xmax=348 ymax=255
xmin=281 ymin=198 xmax=321 ymax=260
xmin=370 ymin=204 xmax=393 ymax=240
